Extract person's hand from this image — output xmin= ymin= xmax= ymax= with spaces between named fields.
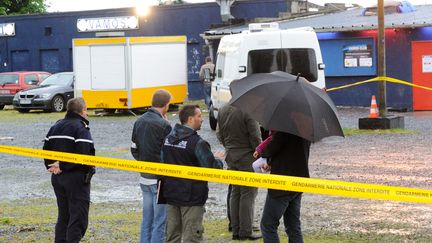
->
xmin=213 ymin=150 xmax=226 ymax=160
xmin=253 ymin=151 xmax=260 ymax=158
xmin=48 ymin=161 xmax=62 ymax=175
xmin=261 ymin=162 xmax=271 ymax=172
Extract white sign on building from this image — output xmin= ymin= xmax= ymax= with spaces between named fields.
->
xmin=422 ymin=55 xmax=432 ymax=73
xmin=0 ymin=23 xmax=15 ymax=36
xmin=76 ymin=16 xmax=139 ymax=32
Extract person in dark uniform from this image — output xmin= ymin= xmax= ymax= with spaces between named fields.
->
xmin=43 ymin=97 xmax=95 ymax=243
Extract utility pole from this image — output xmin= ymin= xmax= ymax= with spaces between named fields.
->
xmin=377 ymin=0 xmax=387 ymax=117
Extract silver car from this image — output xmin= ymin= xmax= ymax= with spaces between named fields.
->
xmin=13 ymin=72 xmax=74 ymax=113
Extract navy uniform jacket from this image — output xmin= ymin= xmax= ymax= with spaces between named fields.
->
xmin=43 ymin=111 xmax=95 ymax=172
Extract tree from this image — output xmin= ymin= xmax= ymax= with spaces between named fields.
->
xmin=158 ymin=0 xmax=185 ymax=5
xmin=0 ymin=0 xmax=47 ymax=16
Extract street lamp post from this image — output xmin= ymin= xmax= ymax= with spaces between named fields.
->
xmin=358 ymin=0 xmax=404 ymax=129
xmin=377 ymin=0 xmax=387 ymax=117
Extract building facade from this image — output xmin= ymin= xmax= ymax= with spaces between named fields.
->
xmin=0 ymin=0 xmax=289 ymax=99
xmin=203 ymin=4 xmax=432 ymax=110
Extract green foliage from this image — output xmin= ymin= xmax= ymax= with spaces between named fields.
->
xmin=158 ymin=0 xmax=185 ymax=5
xmin=0 ymin=0 xmax=47 ymax=15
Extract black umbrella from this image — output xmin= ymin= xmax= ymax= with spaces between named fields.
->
xmin=229 ymin=71 xmax=344 ymax=142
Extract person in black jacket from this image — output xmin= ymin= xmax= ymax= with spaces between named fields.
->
xmin=259 ymin=132 xmax=311 ymax=243
xmin=131 ymin=89 xmax=172 ymax=243
xmin=162 ymin=104 xmax=224 ymax=243
xmin=43 ymin=97 xmax=95 ymax=243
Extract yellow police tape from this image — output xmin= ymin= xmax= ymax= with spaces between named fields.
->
xmin=1 ymin=145 xmax=432 ymax=204
xmin=326 ymin=76 xmax=432 ymax=92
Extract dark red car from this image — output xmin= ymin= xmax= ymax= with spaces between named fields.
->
xmin=0 ymin=71 xmax=51 ymax=110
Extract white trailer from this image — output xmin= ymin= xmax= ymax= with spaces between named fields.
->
xmin=73 ymin=36 xmax=188 ymax=110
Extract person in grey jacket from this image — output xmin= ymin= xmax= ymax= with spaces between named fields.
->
xmin=217 ymin=104 xmax=262 ymax=241
xmin=131 ymin=89 xmax=172 ymax=243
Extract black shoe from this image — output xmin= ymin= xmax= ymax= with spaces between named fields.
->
xmin=232 ymin=234 xmax=239 ymax=240
xmin=237 ymin=233 xmax=262 ymax=241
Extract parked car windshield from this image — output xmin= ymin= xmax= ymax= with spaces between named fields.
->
xmin=0 ymin=74 xmax=19 ymax=85
xmin=40 ymin=73 xmax=73 ymax=86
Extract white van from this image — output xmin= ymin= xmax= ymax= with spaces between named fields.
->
xmin=209 ymin=23 xmax=325 ymax=129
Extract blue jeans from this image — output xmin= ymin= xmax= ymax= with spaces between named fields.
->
xmin=140 ymin=183 xmax=166 ymax=243
xmin=260 ymin=192 xmax=303 ymax=243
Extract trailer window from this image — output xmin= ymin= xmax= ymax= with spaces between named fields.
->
xmin=247 ymin=48 xmax=318 ymax=82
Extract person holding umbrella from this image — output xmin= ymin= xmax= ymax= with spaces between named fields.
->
xmin=259 ymin=129 xmax=311 ymax=242
xmin=228 ymin=71 xmax=344 ymax=242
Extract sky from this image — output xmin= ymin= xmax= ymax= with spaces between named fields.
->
xmin=46 ymin=0 xmax=432 ymax=13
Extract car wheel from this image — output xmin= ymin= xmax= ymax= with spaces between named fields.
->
xmin=209 ymin=105 xmax=217 ymax=131
xmin=17 ymin=108 xmax=29 ymax=113
xmin=103 ymin=109 xmax=116 ymax=114
xmin=51 ymin=95 xmax=65 ymax=112
xmin=0 ymin=105 xmax=4 ymax=110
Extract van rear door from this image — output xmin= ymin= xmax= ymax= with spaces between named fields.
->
xmin=280 ymin=29 xmax=325 ymax=88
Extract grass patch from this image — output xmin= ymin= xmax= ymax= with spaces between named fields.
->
xmin=2 ymin=198 xmax=431 ymax=242
xmin=0 ymin=217 xmax=12 ymax=224
xmin=96 ymin=149 xmax=130 ymax=159
xmin=0 ymin=99 xmax=207 ymax=123
xmin=0 ymin=108 xmax=65 ymax=123
xmin=343 ymin=128 xmax=416 ymax=136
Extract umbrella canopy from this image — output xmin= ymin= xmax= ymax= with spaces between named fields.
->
xmin=229 ymin=71 xmax=344 ymax=142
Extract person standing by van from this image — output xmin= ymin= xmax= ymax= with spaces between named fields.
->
xmin=131 ymin=90 xmax=172 ymax=243
xmin=260 ymin=131 xmax=311 ymax=243
xmin=217 ymin=104 xmax=262 ymax=241
xmin=199 ymin=56 xmax=215 ymax=109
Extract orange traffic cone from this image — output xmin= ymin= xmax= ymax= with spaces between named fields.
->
xmin=368 ymin=95 xmax=379 ymax=118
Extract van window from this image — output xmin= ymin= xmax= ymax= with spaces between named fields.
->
xmin=247 ymin=48 xmax=318 ymax=81
xmin=216 ymin=53 xmax=225 ymax=78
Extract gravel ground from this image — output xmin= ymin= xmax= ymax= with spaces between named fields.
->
xmin=1 ymin=106 xmax=432 ymax=236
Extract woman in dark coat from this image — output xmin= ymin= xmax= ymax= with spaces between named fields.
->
xmin=260 ymin=131 xmax=311 ymax=243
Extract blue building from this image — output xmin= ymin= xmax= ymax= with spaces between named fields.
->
xmin=0 ymin=0 xmax=290 ymax=99
xmin=204 ymin=4 xmax=432 ymax=110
